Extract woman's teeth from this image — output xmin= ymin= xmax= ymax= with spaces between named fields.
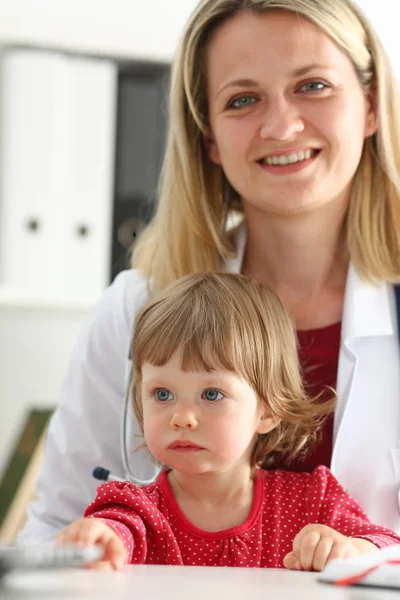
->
xmin=263 ymin=149 xmax=315 ymax=166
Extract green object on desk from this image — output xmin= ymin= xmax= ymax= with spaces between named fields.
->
xmin=0 ymin=408 xmax=53 ymax=529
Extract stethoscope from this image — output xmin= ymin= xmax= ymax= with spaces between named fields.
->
xmin=93 ymin=358 xmax=163 ymax=486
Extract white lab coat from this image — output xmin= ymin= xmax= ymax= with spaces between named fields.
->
xmin=20 ymin=226 xmax=400 ymax=541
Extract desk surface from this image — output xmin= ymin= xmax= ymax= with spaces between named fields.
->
xmin=1 ymin=565 xmax=399 ymax=600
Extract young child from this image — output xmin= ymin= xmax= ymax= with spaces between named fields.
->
xmin=57 ymin=273 xmax=400 ymax=571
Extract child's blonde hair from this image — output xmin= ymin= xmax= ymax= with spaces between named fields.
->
xmin=131 ymin=273 xmax=334 ymax=468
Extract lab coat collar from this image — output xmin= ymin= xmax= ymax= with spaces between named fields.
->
xmin=225 ymin=221 xmax=395 ymax=339
xmin=342 ymin=264 xmax=395 ymax=340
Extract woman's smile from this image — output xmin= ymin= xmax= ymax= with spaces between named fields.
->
xmin=258 ymin=148 xmax=321 ymax=175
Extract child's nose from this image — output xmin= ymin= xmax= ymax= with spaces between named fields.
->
xmin=170 ymin=408 xmax=198 ymax=430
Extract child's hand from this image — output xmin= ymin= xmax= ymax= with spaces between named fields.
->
xmin=283 ymin=524 xmax=377 ymax=572
xmin=56 ymin=518 xmax=127 ymax=571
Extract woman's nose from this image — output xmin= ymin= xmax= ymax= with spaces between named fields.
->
xmin=259 ymin=97 xmax=304 ymax=141
xmin=170 ymin=408 xmax=198 ymax=430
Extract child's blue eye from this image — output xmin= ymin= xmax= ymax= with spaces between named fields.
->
xmin=155 ymin=388 xmax=173 ymax=402
xmin=203 ymin=388 xmax=223 ymax=402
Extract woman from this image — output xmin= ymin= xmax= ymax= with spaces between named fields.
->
xmin=20 ymin=0 xmax=400 ymax=541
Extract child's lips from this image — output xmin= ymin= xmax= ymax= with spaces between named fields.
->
xmin=168 ymin=441 xmax=205 ymax=451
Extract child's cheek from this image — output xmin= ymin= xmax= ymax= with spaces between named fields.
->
xmin=143 ymin=414 xmax=165 ymax=454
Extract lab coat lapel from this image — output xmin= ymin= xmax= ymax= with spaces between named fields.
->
xmin=331 ymin=265 xmax=400 ymax=529
xmin=333 ymin=264 xmax=395 ymax=449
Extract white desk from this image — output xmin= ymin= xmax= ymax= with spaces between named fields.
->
xmin=1 ymin=566 xmax=399 ymax=600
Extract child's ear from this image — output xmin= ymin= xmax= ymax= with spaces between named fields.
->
xmin=256 ymin=409 xmax=281 ymax=435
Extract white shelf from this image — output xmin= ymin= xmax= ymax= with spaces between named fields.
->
xmin=0 ymin=285 xmax=99 ymax=311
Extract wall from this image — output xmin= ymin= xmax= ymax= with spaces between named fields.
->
xmin=0 ymin=0 xmax=199 ymax=61
xmin=357 ymin=0 xmax=400 ymax=72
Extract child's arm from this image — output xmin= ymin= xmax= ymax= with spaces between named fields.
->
xmin=57 ymin=480 xmax=183 ymax=567
xmin=56 ymin=518 xmax=127 ymax=570
xmin=283 ymin=523 xmax=377 ymax=571
xmin=283 ymin=466 xmax=400 ymax=572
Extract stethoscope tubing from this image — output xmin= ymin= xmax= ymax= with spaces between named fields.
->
xmin=120 ymin=360 xmax=162 ymax=485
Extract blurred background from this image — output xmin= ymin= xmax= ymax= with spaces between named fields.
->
xmin=0 ymin=0 xmax=397 ymax=539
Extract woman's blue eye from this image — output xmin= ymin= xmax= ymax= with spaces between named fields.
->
xmin=155 ymin=388 xmax=173 ymax=402
xmin=299 ymin=81 xmax=327 ymax=92
xmin=229 ymin=96 xmax=257 ymax=109
xmin=203 ymin=388 xmax=223 ymax=402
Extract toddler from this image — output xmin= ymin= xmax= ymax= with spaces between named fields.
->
xmin=57 ymin=273 xmax=400 ymax=570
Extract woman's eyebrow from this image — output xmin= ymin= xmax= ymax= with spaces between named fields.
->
xmin=216 ymin=78 xmax=258 ymax=99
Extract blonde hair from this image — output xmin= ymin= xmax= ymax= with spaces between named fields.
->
xmin=132 ymin=0 xmax=400 ymax=289
xmin=131 ymin=273 xmax=334 ymax=468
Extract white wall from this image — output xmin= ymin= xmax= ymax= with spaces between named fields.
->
xmin=0 ymin=0 xmax=200 ymax=61
xmin=357 ymin=0 xmax=400 ymax=72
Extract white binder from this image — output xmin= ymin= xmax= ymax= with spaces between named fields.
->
xmin=0 ymin=49 xmax=117 ymax=297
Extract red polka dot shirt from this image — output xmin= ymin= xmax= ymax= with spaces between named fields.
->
xmin=84 ymin=466 xmax=400 ymax=567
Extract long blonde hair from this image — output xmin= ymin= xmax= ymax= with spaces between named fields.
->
xmin=131 ymin=273 xmax=334 ymax=468
xmin=133 ymin=0 xmax=400 ymax=289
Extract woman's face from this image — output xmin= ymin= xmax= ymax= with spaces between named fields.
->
xmin=205 ymin=10 xmax=377 ymax=217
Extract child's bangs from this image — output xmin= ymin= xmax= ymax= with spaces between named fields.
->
xmin=134 ymin=296 xmax=244 ymax=375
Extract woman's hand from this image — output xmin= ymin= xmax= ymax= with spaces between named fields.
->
xmin=56 ymin=518 xmax=127 ymax=571
xmin=283 ymin=524 xmax=377 ymax=572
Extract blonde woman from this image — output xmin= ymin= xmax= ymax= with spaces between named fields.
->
xmin=21 ymin=0 xmax=400 ymax=541
xmin=56 ymin=273 xmax=400 ymax=571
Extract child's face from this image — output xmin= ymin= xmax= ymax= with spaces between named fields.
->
xmin=140 ymin=350 xmax=277 ymax=475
